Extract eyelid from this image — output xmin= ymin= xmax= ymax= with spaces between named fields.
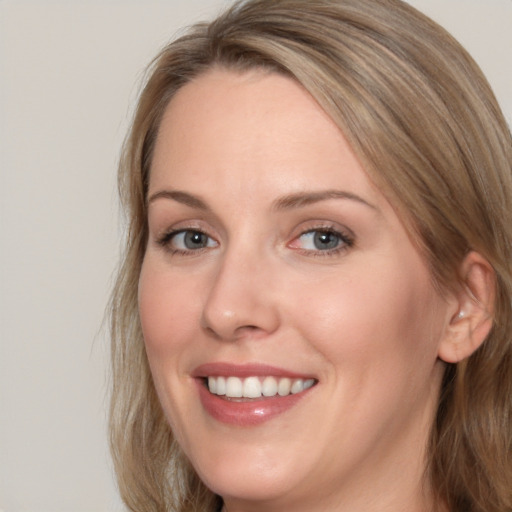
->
xmin=151 ymin=216 xmax=215 ymax=241
xmin=287 ymin=222 xmax=355 ymax=255
xmin=155 ymin=224 xmax=219 ymax=255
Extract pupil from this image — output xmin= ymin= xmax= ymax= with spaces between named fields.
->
xmin=185 ymin=231 xmax=206 ymax=249
xmin=314 ymin=231 xmax=338 ymax=250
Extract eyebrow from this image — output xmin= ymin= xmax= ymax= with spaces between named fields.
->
xmin=272 ymin=190 xmax=377 ymax=211
xmin=147 ymin=188 xmax=377 ymax=212
xmin=147 ymin=190 xmax=210 ymax=211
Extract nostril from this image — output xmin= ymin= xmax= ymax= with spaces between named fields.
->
xmin=202 ymin=325 xmax=223 ymax=340
xmin=239 ymin=325 xmax=258 ymax=331
xmin=234 ymin=325 xmax=264 ymax=337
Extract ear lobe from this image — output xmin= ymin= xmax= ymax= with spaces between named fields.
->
xmin=438 ymin=251 xmax=495 ymax=364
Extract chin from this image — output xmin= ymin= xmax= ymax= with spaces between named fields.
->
xmin=199 ymin=466 xmax=296 ymax=505
xmin=185 ymin=439 xmax=307 ymax=504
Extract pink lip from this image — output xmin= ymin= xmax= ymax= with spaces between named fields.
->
xmin=192 ymin=362 xmax=317 ymax=427
xmin=193 ymin=362 xmax=314 ymax=379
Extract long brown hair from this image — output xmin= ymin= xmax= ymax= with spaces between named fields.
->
xmin=109 ymin=1 xmax=512 ymax=510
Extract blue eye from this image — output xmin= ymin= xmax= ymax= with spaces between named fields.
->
xmin=160 ymin=229 xmax=217 ymax=252
xmin=294 ymin=229 xmax=352 ymax=253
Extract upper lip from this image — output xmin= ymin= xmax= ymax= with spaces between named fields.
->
xmin=192 ymin=362 xmax=316 ymax=380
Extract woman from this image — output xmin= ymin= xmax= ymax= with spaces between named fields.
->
xmin=109 ymin=0 xmax=512 ymax=511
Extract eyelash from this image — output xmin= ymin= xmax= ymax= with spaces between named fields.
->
xmin=290 ymin=225 xmax=355 ymax=257
xmin=155 ymin=225 xmax=355 ymax=257
xmin=156 ymin=228 xmax=217 ymax=256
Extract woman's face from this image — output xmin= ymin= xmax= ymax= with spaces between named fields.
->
xmin=139 ymin=69 xmax=452 ymax=511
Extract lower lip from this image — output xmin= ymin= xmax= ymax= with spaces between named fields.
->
xmin=196 ymin=380 xmax=312 ymax=426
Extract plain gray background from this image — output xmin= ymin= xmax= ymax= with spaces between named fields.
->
xmin=0 ymin=1 xmax=510 ymax=510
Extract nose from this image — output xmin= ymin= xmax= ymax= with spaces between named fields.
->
xmin=201 ymin=247 xmax=280 ymax=341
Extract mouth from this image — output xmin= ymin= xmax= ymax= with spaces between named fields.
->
xmin=206 ymin=375 xmax=316 ymax=399
xmin=193 ymin=363 xmax=318 ymax=426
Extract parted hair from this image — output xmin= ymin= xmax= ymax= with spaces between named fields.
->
xmin=109 ymin=1 xmax=512 ymax=511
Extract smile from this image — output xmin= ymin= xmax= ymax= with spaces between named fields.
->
xmin=207 ymin=375 xmax=316 ymax=398
xmin=194 ymin=363 xmax=318 ymax=426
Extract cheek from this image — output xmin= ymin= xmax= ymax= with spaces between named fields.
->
xmin=138 ymin=255 xmax=201 ymax=358
xmin=289 ymin=259 xmax=444 ymax=373
xmin=137 ymin=256 xmax=204 ymax=438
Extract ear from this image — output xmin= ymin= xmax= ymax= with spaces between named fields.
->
xmin=438 ymin=251 xmax=495 ymax=364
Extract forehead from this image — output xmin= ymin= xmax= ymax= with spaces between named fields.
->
xmin=150 ymin=68 xmax=380 ymax=203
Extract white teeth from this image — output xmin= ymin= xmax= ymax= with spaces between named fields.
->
xmin=207 ymin=375 xmax=316 ymax=398
xmin=216 ymin=376 xmax=226 ymax=396
xmin=208 ymin=376 xmax=217 ymax=394
xmin=291 ymin=379 xmax=303 ymax=394
xmin=243 ymin=377 xmax=262 ymax=398
xmin=278 ymin=377 xmax=291 ymax=396
xmin=226 ymin=376 xmax=243 ymax=397
xmin=262 ymin=376 xmax=278 ymax=396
